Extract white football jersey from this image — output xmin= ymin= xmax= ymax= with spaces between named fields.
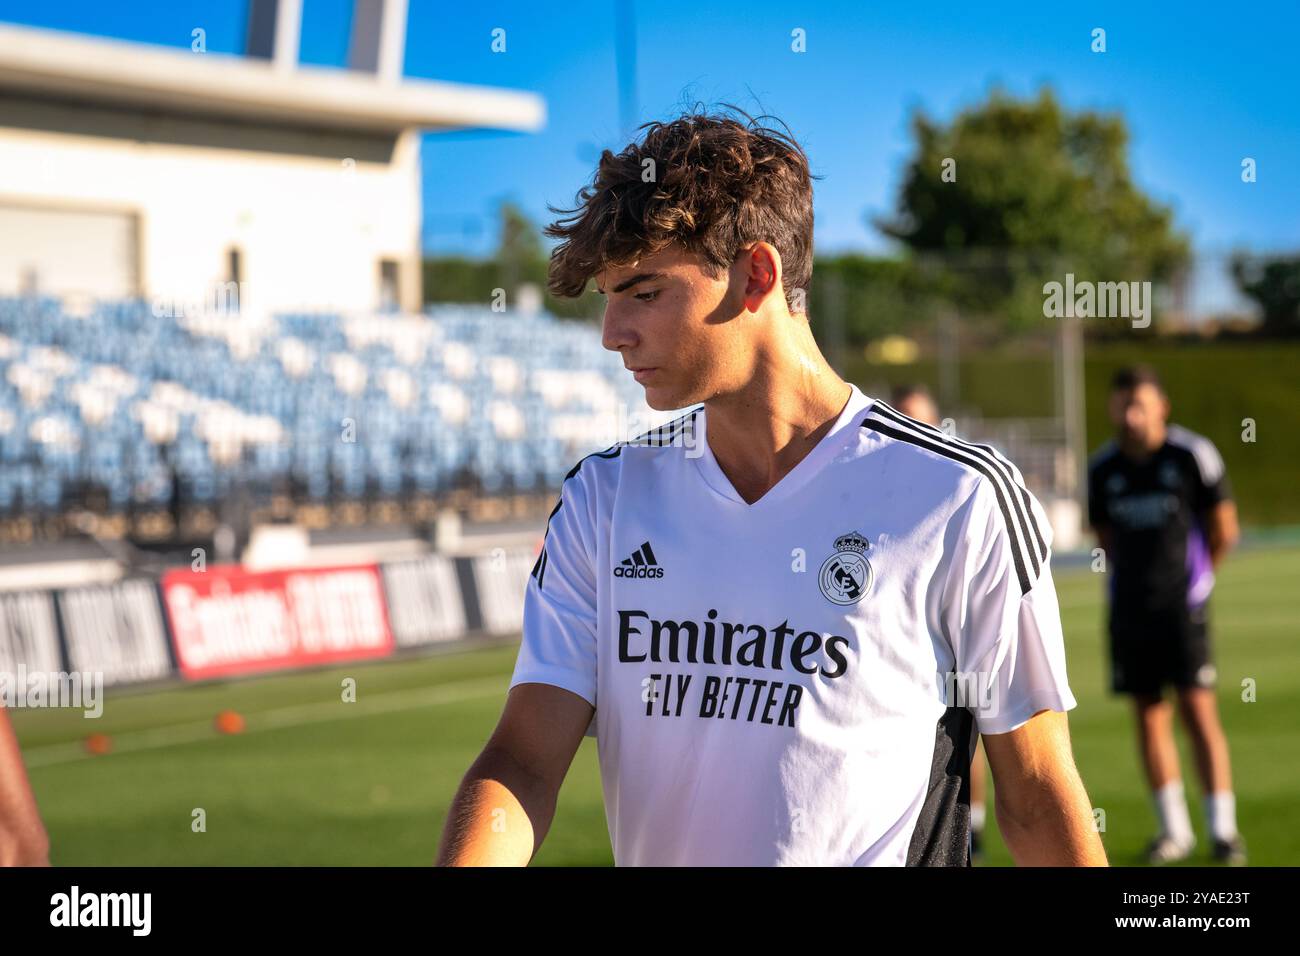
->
xmin=510 ymin=384 xmax=1076 ymax=866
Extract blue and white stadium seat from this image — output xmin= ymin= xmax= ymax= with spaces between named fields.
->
xmin=0 ymin=297 xmax=653 ymax=521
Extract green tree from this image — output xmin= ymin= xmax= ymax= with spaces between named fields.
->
xmin=422 ymin=202 xmax=600 ymax=321
xmin=1231 ymin=252 xmax=1300 ymax=336
xmin=497 ymin=201 xmax=545 ymax=296
xmin=876 ymin=87 xmax=1190 ymax=332
xmin=810 ymin=254 xmax=940 ymax=348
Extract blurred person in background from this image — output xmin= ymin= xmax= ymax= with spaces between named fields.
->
xmin=889 ymin=384 xmax=940 ymax=434
xmin=0 ymin=705 xmax=50 ymax=866
xmin=1088 ymin=365 xmax=1245 ymax=865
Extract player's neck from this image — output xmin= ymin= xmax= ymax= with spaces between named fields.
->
xmin=1119 ymin=424 xmax=1167 ymax=460
xmin=702 ymin=339 xmax=852 ymax=503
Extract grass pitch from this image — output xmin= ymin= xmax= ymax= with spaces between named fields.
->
xmin=12 ymin=544 xmax=1298 ymax=866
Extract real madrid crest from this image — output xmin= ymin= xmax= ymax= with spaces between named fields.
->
xmin=818 ymin=531 xmax=874 ymax=605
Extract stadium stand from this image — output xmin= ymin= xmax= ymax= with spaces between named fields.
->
xmin=0 ymin=296 xmax=651 ymax=542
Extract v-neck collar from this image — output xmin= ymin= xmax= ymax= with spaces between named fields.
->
xmin=691 ymin=384 xmax=873 ymax=511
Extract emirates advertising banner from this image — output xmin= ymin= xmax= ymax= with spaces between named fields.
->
xmin=161 ymin=564 xmax=396 ymax=680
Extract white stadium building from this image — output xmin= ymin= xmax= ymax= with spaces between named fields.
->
xmin=0 ymin=0 xmax=544 ymax=318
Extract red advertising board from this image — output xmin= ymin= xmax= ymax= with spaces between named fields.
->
xmin=161 ymin=563 xmax=396 ymax=680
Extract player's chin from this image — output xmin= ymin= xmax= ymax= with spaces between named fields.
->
xmin=639 ymin=379 xmax=676 ymax=411
xmin=642 ymin=390 xmax=670 ymax=411
xmin=638 ymin=371 xmax=702 ymax=411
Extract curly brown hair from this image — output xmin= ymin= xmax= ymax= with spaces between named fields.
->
xmin=544 ymin=105 xmax=819 ymax=313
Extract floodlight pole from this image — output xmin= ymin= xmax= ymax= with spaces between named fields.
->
xmin=1058 ymin=311 xmax=1087 ymax=510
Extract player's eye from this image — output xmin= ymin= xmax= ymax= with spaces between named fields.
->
xmin=634 ymin=290 xmax=660 ymax=302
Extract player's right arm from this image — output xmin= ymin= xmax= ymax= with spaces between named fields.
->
xmin=0 ymin=706 xmax=50 ymax=867
xmin=435 ymin=683 xmax=593 ymax=866
xmin=437 ymin=461 xmax=601 ymax=866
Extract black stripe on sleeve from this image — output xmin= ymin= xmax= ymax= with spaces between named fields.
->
xmin=868 ymin=402 xmax=1048 ymax=567
xmin=862 ymin=417 xmax=1036 ymax=595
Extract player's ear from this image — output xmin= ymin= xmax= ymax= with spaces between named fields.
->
xmin=738 ymin=243 xmax=780 ymax=313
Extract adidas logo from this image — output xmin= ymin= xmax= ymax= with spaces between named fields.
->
xmin=614 ymin=541 xmax=664 ymax=579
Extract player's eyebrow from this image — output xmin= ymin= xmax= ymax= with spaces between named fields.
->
xmin=596 ymin=272 xmax=667 ymax=295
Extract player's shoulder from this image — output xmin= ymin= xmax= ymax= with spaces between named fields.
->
xmin=626 ymin=404 xmax=705 ymax=453
xmin=859 ymin=398 xmax=1051 ymax=593
xmin=858 ymin=399 xmax=1031 ymax=496
xmin=557 ymin=404 xmax=703 ymax=496
xmin=1165 ymin=423 xmax=1226 ymax=483
xmin=539 ymin=407 xmax=701 ymax=563
xmin=1165 ymin=422 xmax=1217 ymax=453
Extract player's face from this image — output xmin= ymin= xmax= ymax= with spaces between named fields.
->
xmin=1109 ymin=383 xmax=1169 ymax=447
xmin=596 ymin=245 xmax=758 ymax=411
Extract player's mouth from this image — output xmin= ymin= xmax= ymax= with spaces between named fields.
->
xmin=628 ymin=366 xmax=657 ymax=384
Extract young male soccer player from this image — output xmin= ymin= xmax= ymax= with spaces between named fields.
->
xmin=438 ymin=110 xmax=1106 ymax=866
xmin=1088 ymin=366 xmax=1245 ymax=865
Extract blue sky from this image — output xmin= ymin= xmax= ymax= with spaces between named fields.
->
xmin=2 ymin=0 xmax=1296 ymax=267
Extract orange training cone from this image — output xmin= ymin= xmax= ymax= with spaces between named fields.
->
xmin=214 ymin=710 xmax=246 ymax=735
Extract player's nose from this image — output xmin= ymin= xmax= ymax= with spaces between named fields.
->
xmin=601 ymin=304 xmax=638 ymax=353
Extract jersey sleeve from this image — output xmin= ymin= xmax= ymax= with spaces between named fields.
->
xmin=942 ymin=478 xmax=1078 ymax=736
xmin=509 ymin=464 xmax=599 ymax=717
xmin=1188 ymin=436 xmax=1231 ymax=513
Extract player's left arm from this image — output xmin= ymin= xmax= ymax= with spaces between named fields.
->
xmin=1191 ymin=435 xmax=1239 ymax=568
xmin=943 ymin=475 xmax=1106 ymax=866
xmin=982 ymin=710 xmax=1108 ymax=866
xmin=1206 ymin=499 xmax=1239 ymax=569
